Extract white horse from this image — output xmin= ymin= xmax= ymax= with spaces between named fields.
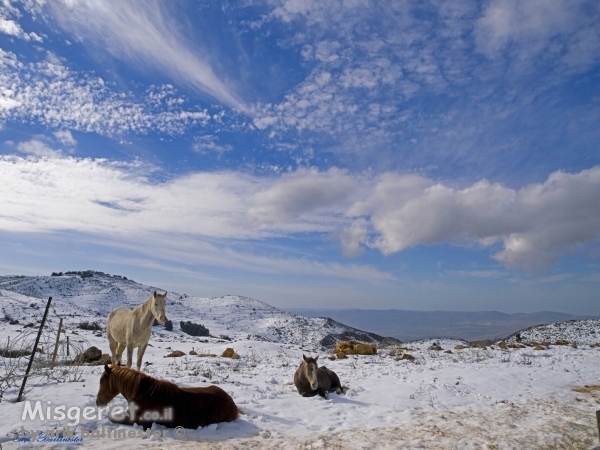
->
xmin=107 ymin=291 xmax=167 ymax=371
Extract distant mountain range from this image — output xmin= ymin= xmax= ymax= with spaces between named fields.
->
xmin=285 ymin=308 xmax=600 ymax=342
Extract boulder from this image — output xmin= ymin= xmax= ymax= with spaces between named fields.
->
xmin=75 ymin=346 xmax=102 ymax=363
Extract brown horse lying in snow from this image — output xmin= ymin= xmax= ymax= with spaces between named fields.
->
xmin=96 ymin=364 xmax=238 ymax=429
xmin=294 ymin=354 xmax=345 ymax=399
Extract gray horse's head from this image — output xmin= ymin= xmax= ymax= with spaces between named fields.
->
xmin=151 ymin=291 xmax=167 ymax=324
xmin=303 ymin=354 xmax=319 ymax=390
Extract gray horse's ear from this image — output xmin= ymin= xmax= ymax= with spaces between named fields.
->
xmin=315 ymin=355 xmax=319 ymax=362
xmin=104 ymin=364 xmax=111 ymax=373
xmin=153 ymin=290 xmax=157 ymax=296
xmin=303 ymin=354 xmax=308 ymax=362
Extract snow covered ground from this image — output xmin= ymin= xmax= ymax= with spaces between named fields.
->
xmin=0 ymin=274 xmax=599 ymax=449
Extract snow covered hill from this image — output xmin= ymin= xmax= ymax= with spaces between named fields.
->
xmin=505 ymin=319 xmax=600 ymax=345
xmin=1 ymin=273 xmax=599 ymax=448
xmin=0 ymin=273 xmax=397 ymax=350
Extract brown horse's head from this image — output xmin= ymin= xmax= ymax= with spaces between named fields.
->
xmin=151 ymin=290 xmax=168 ymax=324
xmin=302 ymin=354 xmax=319 ymax=390
xmin=96 ymin=364 xmax=141 ymax=406
xmin=96 ymin=364 xmax=119 ymax=407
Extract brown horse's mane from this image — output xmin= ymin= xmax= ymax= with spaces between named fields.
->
xmin=109 ymin=365 xmax=181 ymax=399
xmin=109 ymin=366 xmax=142 ymax=399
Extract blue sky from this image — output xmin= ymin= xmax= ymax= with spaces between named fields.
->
xmin=0 ymin=0 xmax=599 ymax=313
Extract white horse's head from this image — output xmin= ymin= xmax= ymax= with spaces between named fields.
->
xmin=151 ymin=291 xmax=167 ymax=324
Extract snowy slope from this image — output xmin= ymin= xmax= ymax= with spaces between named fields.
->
xmin=0 ymin=274 xmax=397 ymax=349
xmin=0 ymin=274 xmax=599 ymax=449
xmin=504 ymin=319 xmax=600 ymax=345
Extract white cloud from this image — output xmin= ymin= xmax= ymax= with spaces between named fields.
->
xmin=247 ymin=168 xmax=359 ymax=229
xmin=16 ymin=139 xmax=63 ymax=158
xmin=346 ymin=167 xmax=600 ymax=269
xmin=1 ymin=152 xmax=599 ymax=271
xmin=0 ymin=153 xmax=357 ymax=239
xmin=0 ymin=16 xmax=42 ymax=41
xmin=0 ymin=49 xmax=222 ymax=135
xmin=53 ymin=130 xmax=76 ymax=146
xmin=339 ymin=218 xmax=368 ymax=257
xmin=249 ymin=0 xmax=600 ymax=168
xmin=0 ymin=18 xmax=22 ymax=36
xmin=192 ymin=135 xmax=232 ymax=155
xmin=49 ymin=0 xmax=243 ymax=108
xmin=475 ymin=0 xmax=600 ymax=70
xmin=446 ymin=270 xmax=506 ymax=279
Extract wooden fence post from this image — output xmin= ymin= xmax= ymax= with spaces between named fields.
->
xmin=17 ymin=297 xmax=52 ymax=402
xmin=50 ymin=318 xmax=63 ymax=369
xmin=596 ymin=410 xmax=600 ymax=444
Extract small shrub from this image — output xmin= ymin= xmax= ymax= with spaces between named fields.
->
xmin=165 ymin=350 xmax=185 ymax=358
xmin=497 ymin=342 xmax=508 ymax=349
xmin=221 ymin=348 xmax=239 ymax=359
xmin=454 ymin=345 xmax=467 ymax=350
xmin=164 ymin=319 xmax=173 ymax=331
xmin=335 ymin=340 xmax=377 ymax=355
xmin=555 ymin=339 xmax=571 ymax=346
xmin=78 ymin=321 xmax=102 ymax=331
xmin=398 ymin=353 xmax=415 ymax=361
xmin=180 ymin=321 xmax=210 ymax=337
xmin=508 ymin=343 xmax=526 ymax=349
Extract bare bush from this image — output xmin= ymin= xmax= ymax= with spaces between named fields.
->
xmin=0 ymin=324 xmax=88 ymax=401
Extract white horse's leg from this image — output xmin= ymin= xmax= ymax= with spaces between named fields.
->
xmin=115 ymin=343 xmax=125 ymax=365
xmin=125 ymin=344 xmax=134 ymax=368
xmin=108 ymin=334 xmax=119 ymax=365
xmin=136 ymin=344 xmax=148 ymax=371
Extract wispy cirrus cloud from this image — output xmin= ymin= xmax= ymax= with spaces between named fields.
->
xmin=475 ymin=0 xmax=600 ymax=72
xmin=48 ymin=0 xmax=243 ymax=109
xmin=192 ymin=135 xmax=232 ymax=155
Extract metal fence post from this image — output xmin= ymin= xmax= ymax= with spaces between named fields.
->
xmin=17 ymin=297 xmax=52 ymax=402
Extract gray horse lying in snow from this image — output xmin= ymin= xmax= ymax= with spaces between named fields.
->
xmin=294 ymin=354 xmax=345 ymax=399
